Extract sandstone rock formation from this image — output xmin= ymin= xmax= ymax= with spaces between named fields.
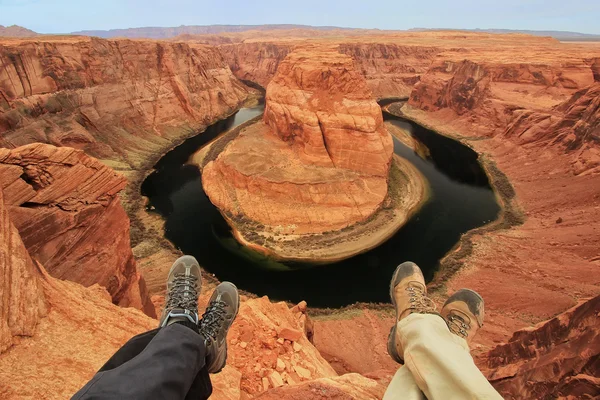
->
xmin=0 ymin=36 xmax=250 ymax=315
xmin=502 ymin=82 xmax=600 ymax=173
xmin=0 ymin=36 xmax=249 ymax=170
xmin=262 ymin=49 xmax=392 ymax=175
xmin=201 ymin=49 xmax=427 ymax=262
xmin=0 ymin=143 xmax=154 ymax=316
xmin=0 ymin=185 xmax=46 ymax=353
xmin=485 ymin=295 xmax=600 ymax=399
xmin=254 ymin=372 xmax=392 ymax=399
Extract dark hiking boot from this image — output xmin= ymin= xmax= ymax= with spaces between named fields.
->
xmin=441 ymin=289 xmax=485 ymax=345
xmin=387 ymin=262 xmax=437 ymax=364
xmin=200 ymin=282 xmax=240 ymax=373
xmin=159 ymin=255 xmax=202 ymax=327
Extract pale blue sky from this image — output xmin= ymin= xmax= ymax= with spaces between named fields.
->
xmin=0 ymin=0 xmax=598 ymax=35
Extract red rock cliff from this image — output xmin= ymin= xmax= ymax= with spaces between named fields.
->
xmin=485 ymin=295 xmax=600 ymax=399
xmin=219 ymin=42 xmax=294 ymax=89
xmin=0 ymin=36 xmax=249 ymax=168
xmin=0 ymin=181 xmax=46 ymax=353
xmin=337 ymin=43 xmax=440 ymax=98
xmin=0 ymin=143 xmax=154 ymax=316
xmin=218 ymin=41 xmax=441 ymax=99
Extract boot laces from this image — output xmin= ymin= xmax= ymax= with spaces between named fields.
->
xmin=406 ymin=285 xmax=436 ymax=314
xmin=446 ymin=313 xmax=470 ymax=339
xmin=199 ymin=300 xmax=228 ymax=344
xmin=165 ymin=273 xmax=198 ymax=311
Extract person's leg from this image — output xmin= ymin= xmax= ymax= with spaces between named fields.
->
xmin=382 ymin=365 xmax=425 ymax=400
xmin=398 ymin=313 xmax=502 ymax=399
xmin=72 ymin=323 xmax=209 ymax=400
xmin=383 ymin=262 xmax=434 ymax=400
xmin=72 ymin=255 xmax=212 ymax=400
xmin=384 ymin=262 xmax=502 ymax=400
xmin=72 ymin=255 xmax=240 ymax=400
xmin=94 ymin=325 xmax=213 ymax=400
xmin=97 ymin=329 xmax=160 ymax=371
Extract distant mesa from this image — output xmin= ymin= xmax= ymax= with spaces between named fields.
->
xmin=71 ymin=24 xmax=364 ymax=39
xmin=201 ymin=48 xmax=427 ymax=263
xmin=69 ymin=24 xmax=600 ymax=41
xmin=0 ymin=25 xmax=39 ymax=37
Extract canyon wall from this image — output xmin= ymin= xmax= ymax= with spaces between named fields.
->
xmin=0 ymin=180 xmax=46 ymax=353
xmin=485 ymin=295 xmax=600 ymax=399
xmin=408 ymin=54 xmax=598 ymax=148
xmin=0 ymin=37 xmax=249 ymax=169
xmin=218 ymin=41 xmax=441 ymax=98
xmin=0 ymin=143 xmax=154 ymax=316
xmin=337 ymin=43 xmax=440 ymax=98
xmin=218 ymin=43 xmax=295 ymax=89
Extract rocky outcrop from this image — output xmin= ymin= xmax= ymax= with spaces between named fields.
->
xmin=225 ymin=296 xmax=337 ymax=395
xmin=255 ymin=372 xmax=392 ymax=399
xmin=485 ymin=295 xmax=600 ymax=399
xmin=0 ymin=263 xmax=341 ymax=399
xmin=0 ymin=143 xmax=154 ymax=316
xmin=200 ymin=49 xmax=423 ymax=262
xmin=0 ymin=183 xmax=46 ymax=353
xmin=0 ymin=37 xmax=249 ymax=169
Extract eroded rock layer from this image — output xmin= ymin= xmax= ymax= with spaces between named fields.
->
xmin=485 ymin=295 xmax=600 ymax=399
xmin=218 ymin=41 xmax=441 ymax=98
xmin=0 ymin=36 xmax=249 ymax=168
xmin=0 ymin=184 xmax=46 ymax=353
xmin=0 ymin=143 xmax=154 ymax=316
xmin=203 ymin=49 xmax=394 ymax=243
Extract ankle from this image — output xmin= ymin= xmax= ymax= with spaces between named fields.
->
xmin=174 ymin=319 xmax=200 ymax=334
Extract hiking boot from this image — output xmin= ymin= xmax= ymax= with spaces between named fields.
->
xmin=199 ymin=282 xmax=240 ymax=373
xmin=441 ymin=289 xmax=484 ymax=345
xmin=159 ymin=255 xmax=202 ymax=327
xmin=387 ymin=262 xmax=437 ymax=364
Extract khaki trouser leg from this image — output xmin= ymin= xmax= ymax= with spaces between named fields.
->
xmin=383 ymin=365 xmax=425 ymax=400
xmin=384 ymin=313 xmax=503 ymax=400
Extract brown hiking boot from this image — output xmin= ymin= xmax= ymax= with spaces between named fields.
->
xmin=441 ymin=289 xmax=484 ymax=345
xmin=387 ymin=262 xmax=437 ymax=363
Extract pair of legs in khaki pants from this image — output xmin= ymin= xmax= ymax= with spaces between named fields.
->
xmin=384 ymin=262 xmax=503 ymax=400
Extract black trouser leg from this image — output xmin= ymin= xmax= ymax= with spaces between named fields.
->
xmin=72 ymin=324 xmax=212 ymax=400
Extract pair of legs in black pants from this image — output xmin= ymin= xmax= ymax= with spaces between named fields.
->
xmin=72 ymin=324 xmax=212 ymax=400
xmin=73 ymin=255 xmax=239 ymax=400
